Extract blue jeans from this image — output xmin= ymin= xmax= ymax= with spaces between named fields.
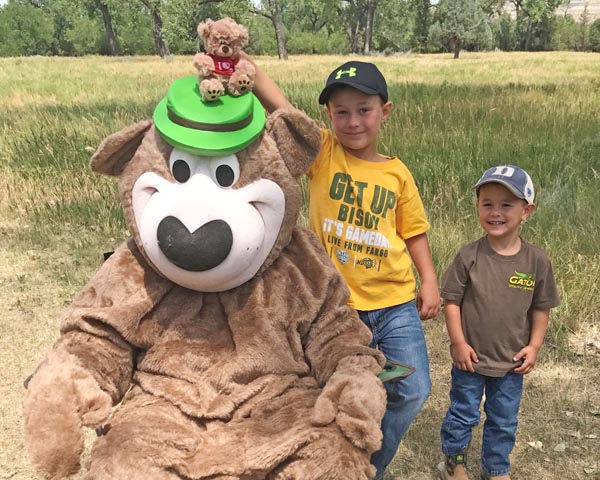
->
xmin=440 ymin=367 xmax=524 ymax=477
xmin=358 ymin=301 xmax=431 ymax=480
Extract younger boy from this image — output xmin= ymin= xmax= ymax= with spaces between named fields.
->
xmin=247 ymin=56 xmax=440 ymax=479
xmin=438 ymin=165 xmax=560 ymax=480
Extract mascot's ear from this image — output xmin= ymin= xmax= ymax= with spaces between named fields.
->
xmin=90 ymin=120 xmax=153 ymax=176
xmin=265 ymin=108 xmax=321 ymax=178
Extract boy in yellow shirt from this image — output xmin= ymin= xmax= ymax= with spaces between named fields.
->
xmin=247 ymin=55 xmax=440 ymax=479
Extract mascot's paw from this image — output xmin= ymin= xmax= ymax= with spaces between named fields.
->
xmin=311 ymin=392 xmax=338 ymax=427
xmin=336 ymin=404 xmax=383 ymax=452
xmin=311 ymin=356 xmax=386 ymax=452
xmin=24 ymin=351 xmax=112 ymax=479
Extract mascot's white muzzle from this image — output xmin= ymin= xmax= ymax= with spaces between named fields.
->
xmin=132 ymin=171 xmax=285 ymax=292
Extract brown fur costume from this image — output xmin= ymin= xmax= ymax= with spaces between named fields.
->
xmin=23 ymin=108 xmax=386 ymax=479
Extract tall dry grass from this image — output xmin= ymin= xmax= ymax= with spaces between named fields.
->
xmin=1 ymin=52 xmax=599 ymax=479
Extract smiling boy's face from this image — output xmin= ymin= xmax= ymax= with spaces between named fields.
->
xmin=324 ymin=86 xmax=392 ymax=161
xmin=476 ymin=183 xmax=535 ymax=241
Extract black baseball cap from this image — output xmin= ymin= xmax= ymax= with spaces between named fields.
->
xmin=318 ymin=61 xmax=388 ymax=105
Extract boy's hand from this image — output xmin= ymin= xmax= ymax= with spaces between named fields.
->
xmin=416 ymin=278 xmax=440 ymax=320
xmin=513 ymin=345 xmax=539 ymax=374
xmin=450 ymin=341 xmax=479 ymax=372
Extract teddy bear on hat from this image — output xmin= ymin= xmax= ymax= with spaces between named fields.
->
xmin=23 ymin=73 xmax=388 ymax=479
xmin=193 ymin=17 xmax=255 ymax=102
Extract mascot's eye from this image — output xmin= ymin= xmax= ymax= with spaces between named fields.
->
xmin=172 ymin=160 xmax=191 ymax=183
xmin=209 ymin=154 xmax=239 ymax=188
xmin=216 ymin=165 xmax=235 ymax=187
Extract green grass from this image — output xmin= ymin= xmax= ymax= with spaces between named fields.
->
xmin=1 ymin=52 xmax=599 ymax=479
xmin=0 ymin=53 xmax=600 ymax=340
xmin=2 ymin=51 xmax=599 ymax=345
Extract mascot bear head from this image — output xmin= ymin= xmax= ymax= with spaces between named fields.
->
xmin=91 ymin=76 xmax=319 ymax=291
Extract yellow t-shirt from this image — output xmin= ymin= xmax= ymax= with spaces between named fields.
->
xmin=307 ymin=129 xmax=430 ymax=311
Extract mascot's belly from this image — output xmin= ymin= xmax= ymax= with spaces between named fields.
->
xmin=130 ymin=248 xmax=314 ymax=420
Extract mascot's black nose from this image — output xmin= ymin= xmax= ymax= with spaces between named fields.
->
xmin=157 ymin=216 xmax=233 ymax=272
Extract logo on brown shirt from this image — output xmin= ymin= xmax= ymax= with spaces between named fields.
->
xmin=508 ymin=271 xmax=536 ymax=290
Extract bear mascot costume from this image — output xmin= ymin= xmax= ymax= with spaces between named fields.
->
xmin=23 ymin=76 xmax=388 ymax=480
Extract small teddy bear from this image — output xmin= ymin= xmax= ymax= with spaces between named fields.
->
xmin=193 ymin=17 xmax=256 ymax=102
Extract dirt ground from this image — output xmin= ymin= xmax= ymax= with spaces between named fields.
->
xmin=1 ymin=218 xmax=599 ymax=480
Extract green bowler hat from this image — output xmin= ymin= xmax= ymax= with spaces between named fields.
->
xmin=153 ymin=76 xmax=266 ymax=156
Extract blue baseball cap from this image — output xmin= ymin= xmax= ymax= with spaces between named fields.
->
xmin=474 ymin=165 xmax=535 ymax=205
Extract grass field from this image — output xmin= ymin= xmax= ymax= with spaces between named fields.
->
xmin=1 ymin=52 xmax=599 ymax=479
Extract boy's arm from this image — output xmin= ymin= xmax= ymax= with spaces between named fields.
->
xmin=239 ymin=52 xmax=293 ymax=113
xmin=513 ymin=308 xmax=550 ymax=374
xmin=445 ymin=301 xmax=479 ymax=372
xmin=405 ymin=232 xmax=440 ymax=320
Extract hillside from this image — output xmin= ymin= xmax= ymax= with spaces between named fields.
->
xmin=558 ymin=0 xmax=600 ymax=20
xmin=505 ymin=0 xmax=600 ymax=21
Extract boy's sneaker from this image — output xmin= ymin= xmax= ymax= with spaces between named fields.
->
xmin=437 ymin=452 xmax=469 ymax=480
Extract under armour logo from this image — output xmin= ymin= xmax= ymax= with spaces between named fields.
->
xmin=335 ymin=67 xmax=357 ymax=79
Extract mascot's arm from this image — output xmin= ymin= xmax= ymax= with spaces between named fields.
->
xmin=305 ymin=270 xmax=386 ymax=452
xmin=23 ymin=240 xmax=170 ymax=479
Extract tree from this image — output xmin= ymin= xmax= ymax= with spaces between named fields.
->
xmin=508 ymin=0 xmax=567 ymax=50
xmin=0 ymin=2 xmax=55 ymax=56
xmin=94 ymin=0 xmax=119 ymax=56
xmin=22 ymin=0 xmax=85 ymax=55
xmin=283 ymin=0 xmax=349 ymax=54
xmin=490 ymin=11 xmax=517 ymax=50
xmin=374 ymin=0 xmax=416 ymax=53
xmin=551 ymin=13 xmax=577 ymax=50
xmin=431 ymin=0 xmax=491 ymax=58
xmin=335 ymin=0 xmax=380 ymax=54
xmin=362 ymin=0 xmax=379 ymax=53
xmin=337 ymin=0 xmax=364 ymax=53
xmin=413 ymin=0 xmax=431 ymax=52
xmin=252 ymin=0 xmax=288 ymax=59
xmin=21 ymin=0 xmax=122 ymax=56
xmin=285 ymin=0 xmax=332 ymax=32
xmin=576 ymin=3 xmax=590 ymax=51
xmin=161 ymin=0 xmax=233 ymax=54
xmin=108 ymin=2 xmax=154 ymax=55
xmin=139 ymin=0 xmax=171 ymax=57
xmin=589 ymin=18 xmax=600 ymax=51
xmin=65 ymin=17 xmax=104 ymax=55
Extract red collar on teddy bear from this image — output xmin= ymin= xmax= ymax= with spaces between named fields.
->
xmin=208 ymin=54 xmax=239 ymax=76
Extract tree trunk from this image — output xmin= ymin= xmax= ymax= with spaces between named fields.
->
xmin=346 ymin=19 xmax=360 ymax=54
xmin=363 ymin=0 xmax=377 ymax=54
xmin=452 ymin=38 xmax=460 ymax=58
xmin=141 ymin=0 xmax=170 ymax=58
xmin=253 ymin=1 xmax=288 ymax=60
xmin=523 ymin=21 xmax=533 ymax=50
xmin=95 ymin=0 xmax=119 ymax=56
xmin=272 ymin=11 xmax=288 ymax=59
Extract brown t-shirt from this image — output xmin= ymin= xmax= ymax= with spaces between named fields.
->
xmin=441 ymin=237 xmax=560 ymax=377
